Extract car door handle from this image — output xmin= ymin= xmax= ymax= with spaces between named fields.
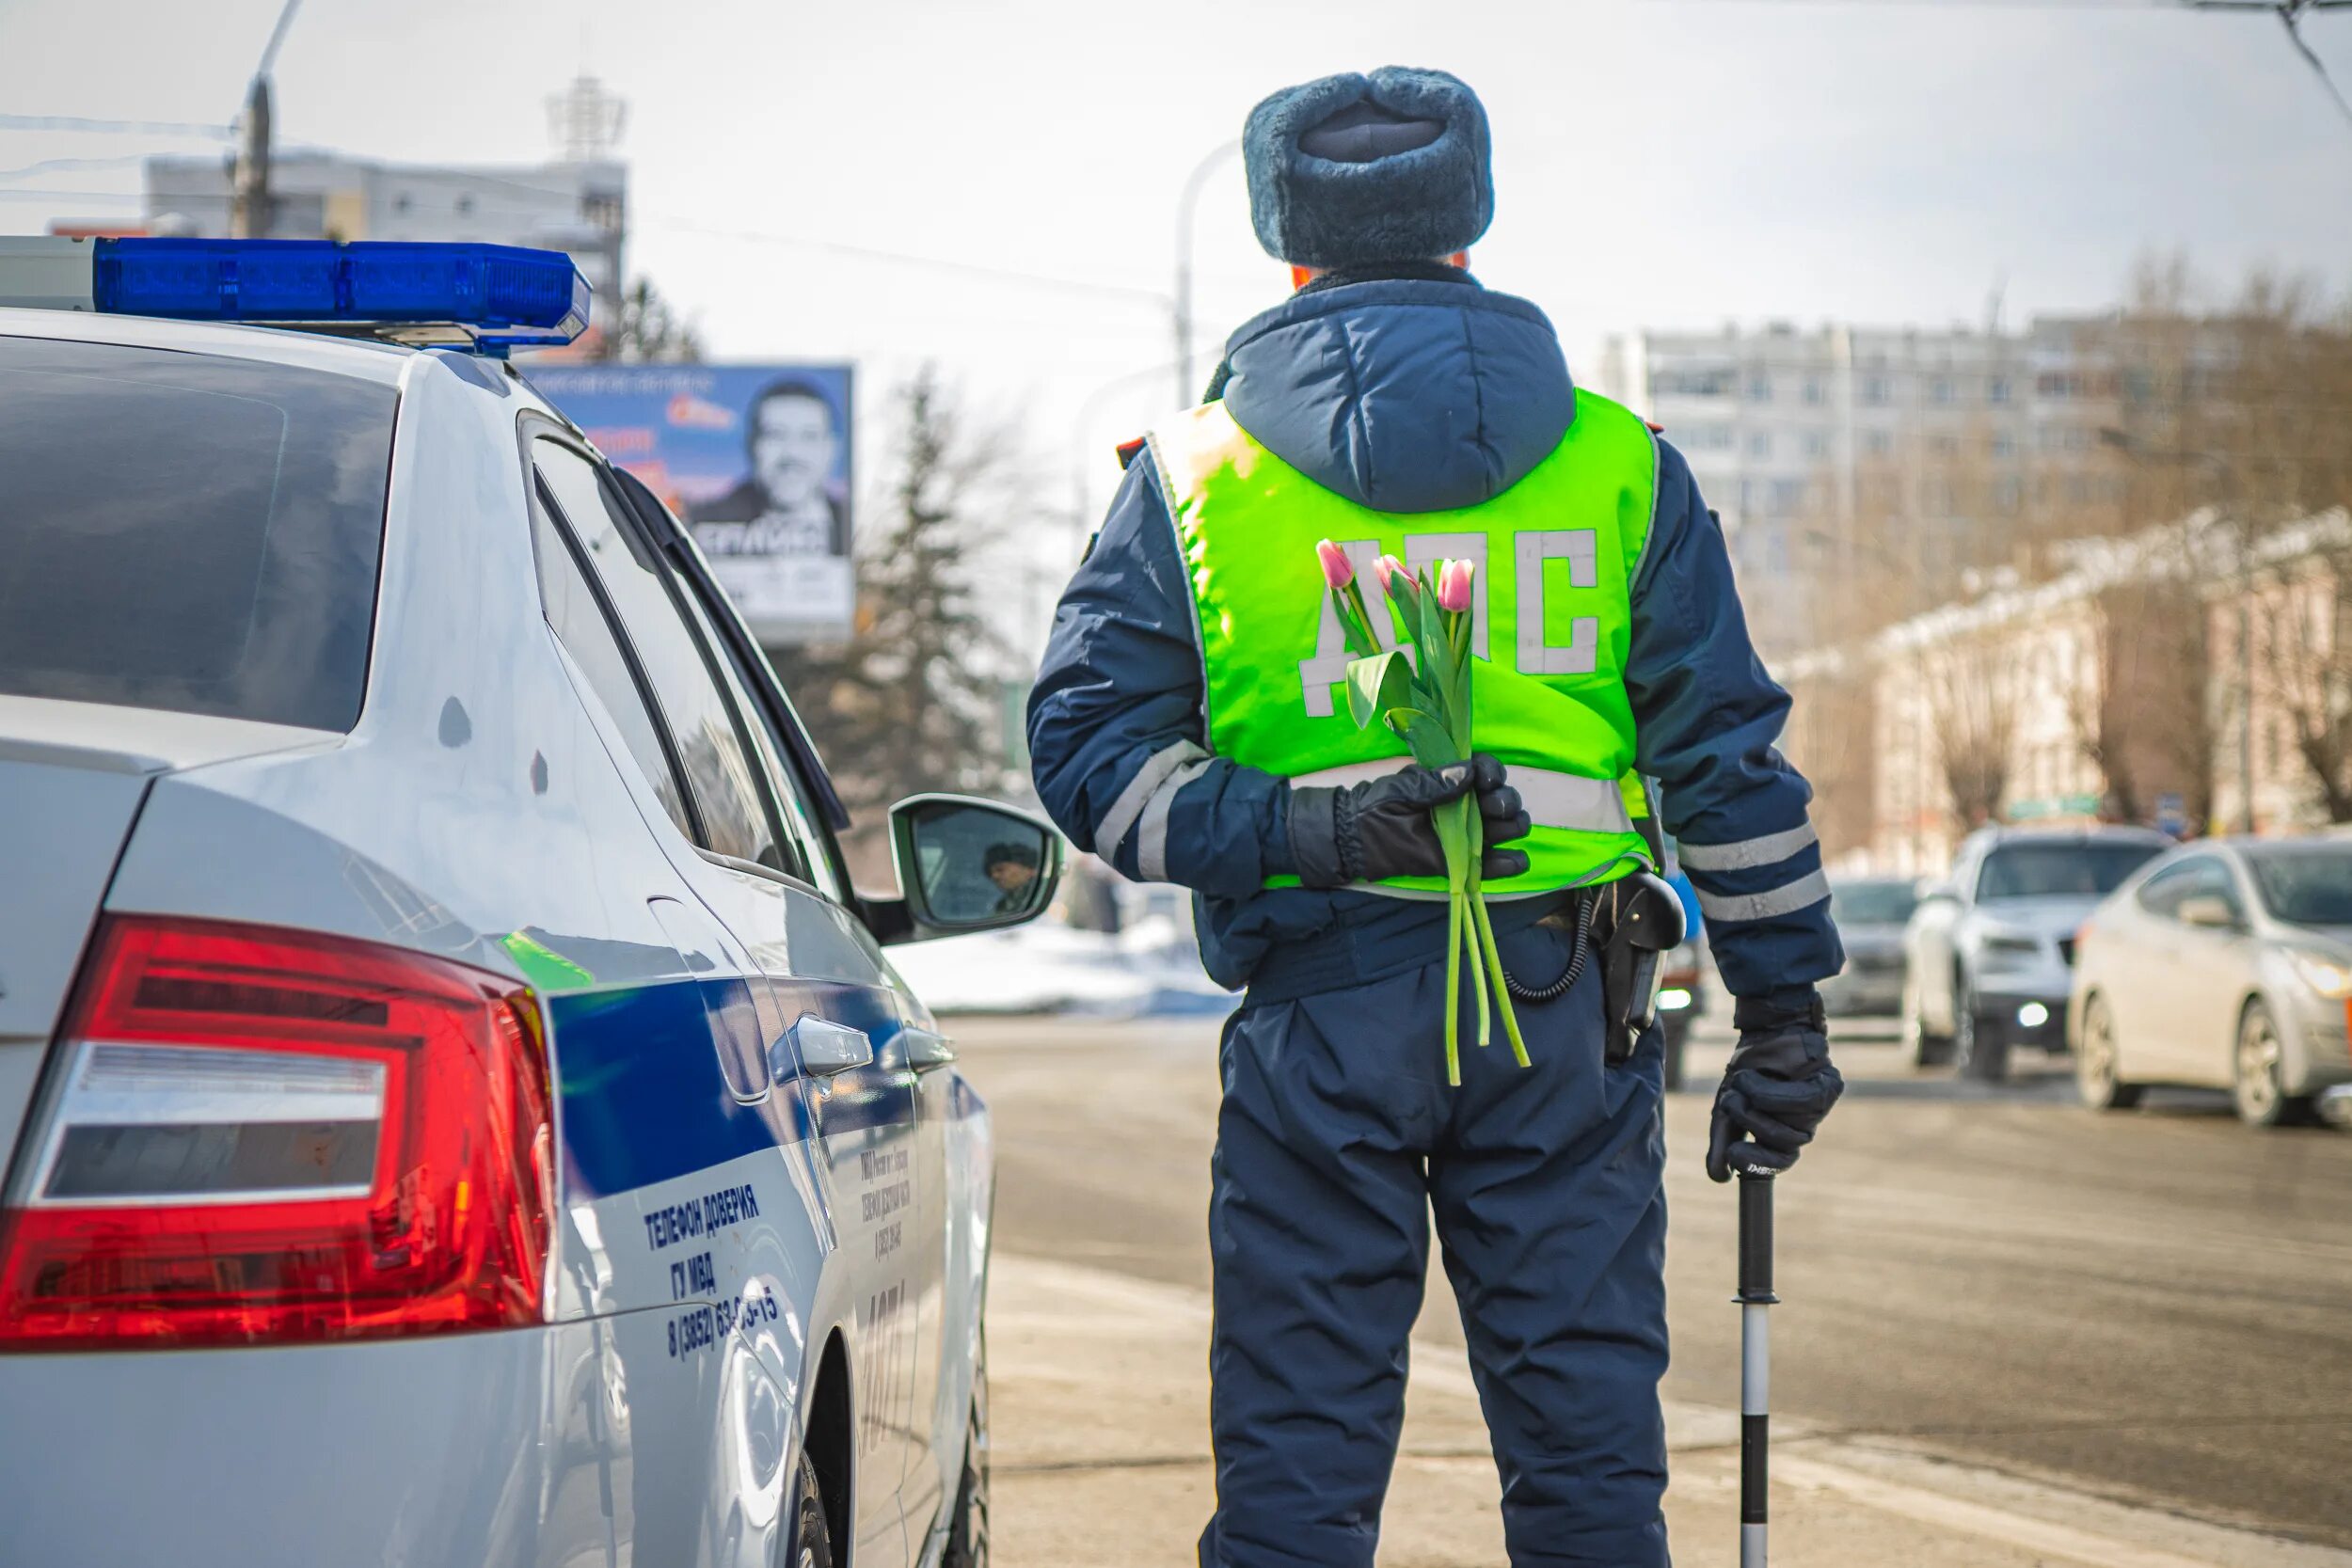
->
xmin=903 ymin=1027 xmax=956 ymax=1071
xmin=792 ymin=1016 xmax=873 ymax=1077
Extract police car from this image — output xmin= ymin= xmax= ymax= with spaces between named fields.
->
xmin=0 ymin=237 xmax=1050 ymax=1568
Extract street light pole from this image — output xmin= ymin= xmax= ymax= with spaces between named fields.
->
xmin=229 ymin=0 xmax=301 ymax=239
xmin=1070 ymin=358 xmax=1189 ymax=557
xmin=1173 ymin=139 xmax=1243 ymax=411
xmin=1022 ymin=357 xmax=1191 ymax=666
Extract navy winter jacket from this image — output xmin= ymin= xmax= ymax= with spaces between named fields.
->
xmin=1026 ymin=277 xmax=1842 ymax=1004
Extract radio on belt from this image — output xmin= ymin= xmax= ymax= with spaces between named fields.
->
xmin=0 ymin=235 xmax=590 ymax=355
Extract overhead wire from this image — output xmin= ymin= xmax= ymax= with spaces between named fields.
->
xmin=653 ymin=218 xmax=1173 ymax=308
xmin=1656 ymin=0 xmax=2352 ymax=132
xmin=0 ymin=114 xmax=233 ymax=138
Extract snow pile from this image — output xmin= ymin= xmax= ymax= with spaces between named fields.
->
xmin=889 ymin=913 xmax=1237 ymax=1018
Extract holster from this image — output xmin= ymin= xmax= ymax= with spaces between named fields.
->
xmin=1590 ymin=871 xmax=1688 ymax=1065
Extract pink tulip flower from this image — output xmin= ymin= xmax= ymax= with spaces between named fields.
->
xmin=1375 ymin=554 xmax=1412 ymax=595
xmin=1315 ymin=539 xmax=1354 ymax=589
xmin=1438 ymin=558 xmax=1474 ymax=613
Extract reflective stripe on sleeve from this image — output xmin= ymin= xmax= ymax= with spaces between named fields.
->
xmin=1094 ymin=739 xmax=1207 ymax=861
xmin=1677 ymin=823 xmax=1820 ymax=873
xmin=1695 ymin=869 xmax=1831 ymax=924
xmin=1286 ymin=759 xmax=1634 ymax=837
xmin=1136 ymin=757 xmax=1215 ymax=882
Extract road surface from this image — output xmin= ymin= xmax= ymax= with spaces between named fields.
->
xmin=962 ymin=1010 xmax=2352 ymax=1551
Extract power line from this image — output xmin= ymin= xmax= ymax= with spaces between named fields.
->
xmin=0 ymin=154 xmax=156 ymax=182
xmin=0 ymin=188 xmax=212 ymax=204
xmin=0 ymin=185 xmax=1177 ymax=309
xmin=659 ymin=218 xmax=1172 ymax=308
xmin=0 ymin=114 xmax=233 ymax=138
xmin=2180 ymin=0 xmax=2352 ymax=130
xmin=1659 ymin=0 xmax=2352 ymax=134
xmin=1660 ymin=1 xmax=2192 ymax=9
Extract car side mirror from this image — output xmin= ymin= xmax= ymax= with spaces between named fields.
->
xmin=2176 ymin=895 xmax=2240 ymax=931
xmin=859 ymin=794 xmax=1065 ymax=946
xmin=1918 ymin=884 xmax=1958 ymax=907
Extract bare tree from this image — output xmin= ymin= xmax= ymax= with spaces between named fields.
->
xmin=1781 ymin=657 xmax=1877 ymax=863
xmin=1924 ymin=635 xmax=2019 ymax=831
xmin=2150 ymin=267 xmax=2352 ymax=825
xmin=1784 ymin=257 xmax=2352 ymax=842
xmin=2067 ymin=577 xmax=2215 ymax=830
xmin=2259 ymin=551 xmax=2352 ymax=822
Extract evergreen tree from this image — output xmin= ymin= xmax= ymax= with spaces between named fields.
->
xmin=774 ymin=368 xmax=1016 ymax=873
xmin=592 ymin=277 xmax=704 ymax=363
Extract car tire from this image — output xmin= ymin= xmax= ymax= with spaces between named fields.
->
xmin=1659 ymin=1014 xmax=1689 ymax=1094
xmin=2233 ymin=1000 xmax=2319 ymax=1128
xmin=1954 ymin=984 xmax=2010 ymax=1084
xmin=943 ymin=1337 xmax=990 ymax=1568
xmin=1903 ymin=971 xmax=1954 ymax=1068
xmin=787 ymin=1450 xmax=833 ymax=1568
xmin=2074 ymin=993 xmax=2142 ymax=1112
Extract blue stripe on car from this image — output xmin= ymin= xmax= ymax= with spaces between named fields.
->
xmin=551 ymin=977 xmax=912 ymax=1199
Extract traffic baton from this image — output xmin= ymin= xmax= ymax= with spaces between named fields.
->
xmin=1735 ymin=1169 xmax=1776 ymax=1568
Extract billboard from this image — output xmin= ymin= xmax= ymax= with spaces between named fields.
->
xmin=530 ymin=363 xmax=855 ymax=644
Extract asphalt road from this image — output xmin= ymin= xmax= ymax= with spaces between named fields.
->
xmin=960 ymin=1009 xmax=2352 ymax=1551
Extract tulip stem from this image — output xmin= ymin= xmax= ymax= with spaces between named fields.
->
xmin=1471 ymin=894 xmax=1531 ymax=1069
xmin=1443 ymin=885 xmax=1463 ymax=1086
xmin=1456 ymin=798 xmax=1491 ymax=1050
xmin=1465 ymin=889 xmax=1492 ymax=1049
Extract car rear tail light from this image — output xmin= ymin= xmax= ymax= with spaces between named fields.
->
xmin=0 ymin=915 xmax=553 ymax=1350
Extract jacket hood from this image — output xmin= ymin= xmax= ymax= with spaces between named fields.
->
xmin=1218 ymin=278 xmax=1575 ymax=515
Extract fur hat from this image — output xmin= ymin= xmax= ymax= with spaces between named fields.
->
xmin=1243 ymin=67 xmax=1493 ymax=269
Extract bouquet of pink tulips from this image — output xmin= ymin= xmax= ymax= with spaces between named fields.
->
xmin=1315 ymin=540 xmax=1529 ymax=1085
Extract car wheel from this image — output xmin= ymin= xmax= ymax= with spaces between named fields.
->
xmin=1904 ymin=971 xmax=1954 ymax=1068
xmin=2233 ymin=1000 xmax=2318 ymax=1128
xmin=943 ymin=1337 xmax=990 ymax=1568
xmin=787 ymin=1450 xmax=833 ymax=1568
xmin=1659 ymin=1014 xmax=1689 ymax=1094
xmin=1954 ymin=983 xmax=2010 ymax=1084
xmin=2074 ymin=994 xmax=2142 ymax=1112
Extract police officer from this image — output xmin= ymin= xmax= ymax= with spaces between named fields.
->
xmin=1028 ymin=67 xmax=1845 ymax=1568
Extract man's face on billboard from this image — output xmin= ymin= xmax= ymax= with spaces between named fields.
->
xmin=751 ymin=392 xmax=837 ymax=510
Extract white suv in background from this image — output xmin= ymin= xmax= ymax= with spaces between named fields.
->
xmin=1902 ymin=827 xmax=2169 ymax=1081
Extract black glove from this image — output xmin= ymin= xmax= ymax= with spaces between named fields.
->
xmin=1708 ymin=996 xmax=1844 ymax=1182
xmin=1289 ymin=754 xmax=1533 ymax=889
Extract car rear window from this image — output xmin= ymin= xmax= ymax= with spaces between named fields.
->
xmin=1978 ymin=842 xmax=2161 ymax=900
xmin=1829 ymin=880 xmax=1919 ymax=925
xmin=0 ymin=334 xmax=395 ymax=732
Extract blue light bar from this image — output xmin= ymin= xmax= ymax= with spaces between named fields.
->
xmin=86 ymin=238 xmax=590 ymax=350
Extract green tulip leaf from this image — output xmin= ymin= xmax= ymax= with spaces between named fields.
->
xmin=1345 ymin=649 xmax=1413 ymax=730
xmin=1385 ymin=707 xmax=1460 ymax=768
xmin=1415 ymin=589 xmax=1457 ymax=710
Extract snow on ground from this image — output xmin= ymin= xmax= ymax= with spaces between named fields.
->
xmin=889 ymin=913 xmax=1236 ymax=1018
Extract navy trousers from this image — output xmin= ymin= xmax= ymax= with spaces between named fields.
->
xmin=1198 ymin=931 xmax=1671 ymax=1568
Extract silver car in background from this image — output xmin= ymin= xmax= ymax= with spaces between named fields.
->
xmin=1821 ymin=877 xmax=1918 ymax=1019
xmin=1903 ymin=826 xmax=2170 ymax=1081
xmin=2070 ymin=839 xmax=2352 ymax=1126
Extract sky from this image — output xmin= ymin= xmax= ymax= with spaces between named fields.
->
xmin=6 ymin=0 xmax=2351 ymax=601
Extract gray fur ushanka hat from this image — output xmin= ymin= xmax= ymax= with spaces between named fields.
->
xmin=1243 ymin=66 xmax=1493 ymax=269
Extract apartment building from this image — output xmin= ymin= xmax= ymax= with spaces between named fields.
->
xmin=1598 ymin=317 xmax=2178 ymax=654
